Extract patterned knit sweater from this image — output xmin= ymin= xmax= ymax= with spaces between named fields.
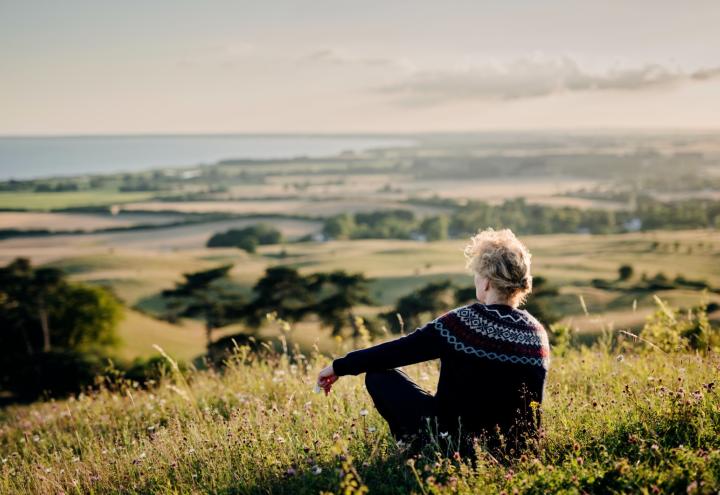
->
xmin=333 ymin=302 xmax=550 ymax=449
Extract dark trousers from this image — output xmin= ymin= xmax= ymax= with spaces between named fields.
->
xmin=365 ymin=368 xmax=439 ymax=444
xmin=365 ymin=369 xmax=540 ymax=462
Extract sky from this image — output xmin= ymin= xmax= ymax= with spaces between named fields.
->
xmin=1 ymin=0 xmax=719 ymax=135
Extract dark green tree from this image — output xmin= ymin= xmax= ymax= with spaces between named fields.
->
xmin=618 ymin=264 xmax=634 ymax=281
xmin=0 ymin=258 xmax=122 ymax=399
xmin=242 ymin=266 xmax=315 ymax=328
xmin=384 ymin=279 xmax=456 ymax=333
xmin=161 ymin=264 xmax=245 ymax=346
xmin=0 ymin=258 xmax=122 ymax=356
xmin=207 ymin=224 xmax=283 ymax=252
xmin=307 ymin=270 xmax=374 ymax=336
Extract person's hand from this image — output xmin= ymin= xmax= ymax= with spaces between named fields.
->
xmin=317 ymin=364 xmax=338 ymax=396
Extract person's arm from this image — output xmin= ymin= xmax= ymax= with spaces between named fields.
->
xmin=331 ymin=317 xmax=445 ymax=376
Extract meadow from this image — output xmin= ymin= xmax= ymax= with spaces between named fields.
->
xmin=0 ymin=325 xmax=718 ymax=494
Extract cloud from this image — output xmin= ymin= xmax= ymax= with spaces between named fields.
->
xmin=373 ymin=56 xmax=720 ymax=107
xmin=300 ymin=49 xmax=413 ymax=70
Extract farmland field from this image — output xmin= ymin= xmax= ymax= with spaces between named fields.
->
xmin=0 ymin=211 xmax=184 ymax=230
xmin=0 ymin=190 xmax=159 ymax=210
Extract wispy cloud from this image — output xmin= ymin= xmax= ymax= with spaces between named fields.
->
xmin=300 ymin=48 xmax=413 ymax=70
xmin=373 ymin=56 xmax=720 ymax=106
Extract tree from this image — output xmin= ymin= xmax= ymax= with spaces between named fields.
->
xmin=161 ymin=265 xmax=245 ymax=346
xmin=384 ymin=279 xmax=456 ymax=333
xmin=0 ymin=258 xmax=123 ymax=400
xmin=323 ymin=213 xmax=355 ymax=239
xmin=307 ymin=270 xmax=374 ymax=336
xmin=207 ymin=224 xmax=283 ymax=252
xmin=618 ymin=264 xmax=634 ymax=281
xmin=520 ymin=276 xmax=560 ymax=325
xmin=419 ymin=216 xmax=449 ymax=241
xmin=242 ymin=266 xmax=315 ymax=328
xmin=0 ymin=258 xmax=122 ymax=356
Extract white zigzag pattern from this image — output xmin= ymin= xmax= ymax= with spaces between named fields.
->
xmin=434 ymin=320 xmax=547 ymax=368
xmin=484 ymin=307 xmax=534 ymax=325
xmin=452 ymin=306 xmax=544 ymax=347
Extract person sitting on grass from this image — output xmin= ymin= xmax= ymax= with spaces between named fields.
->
xmin=317 ymin=227 xmax=550 ymax=460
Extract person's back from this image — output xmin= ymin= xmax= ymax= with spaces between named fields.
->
xmin=430 ymin=302 xmax=549 ymax=456
xmin=317 ymin=227 xmax=551 ymax=461
xmin=331 ymin=300 xmax=549 ymax=458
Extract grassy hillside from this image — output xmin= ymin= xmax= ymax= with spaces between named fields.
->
xmin=0 ymin=335 xmax=718 ymax=494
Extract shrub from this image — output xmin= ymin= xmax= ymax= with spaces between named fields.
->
xmin=206 ymin=224 xmax=283 ymax=251
xmin=637 ymin=296 xmax=720 ymax=353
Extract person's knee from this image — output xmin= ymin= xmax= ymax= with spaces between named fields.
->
xmin=365 ymin=369 xmax=389 ymax=396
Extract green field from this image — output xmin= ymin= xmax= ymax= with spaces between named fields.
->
xmin=0 ymin=190 xmax=158 ymax=210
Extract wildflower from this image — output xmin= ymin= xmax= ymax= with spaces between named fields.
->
xmin=285 ymin=467 xmax=296 ymax=477
xmin=359 ymin=409 xmax=368 ymax=417
xmin=33 ymin=435 xmax=40 ymax=442
xmin=368 ymin=426 xmax=377 ymax=433
xmin=396 ymin=440 xmax=406 ymax=448
xmin=440 ymin=431 xmax=449 ymax=439
xmin=312 ymin=465 xmax=322 ymax=475
xmin=616 ymin=354 xmax=625 ymax=362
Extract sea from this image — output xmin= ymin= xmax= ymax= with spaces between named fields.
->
xmin=0 ymin=135 xmax=415 ymax=180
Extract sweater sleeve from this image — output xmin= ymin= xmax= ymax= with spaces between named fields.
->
xmin=332 ymin=317 xmax=445 ymax=376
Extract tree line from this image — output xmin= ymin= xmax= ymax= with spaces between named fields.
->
xmin=321 ymin=197 xmax=720 ymax=240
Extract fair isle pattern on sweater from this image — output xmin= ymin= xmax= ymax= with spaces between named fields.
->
xmin=454 ymin=306 xmax=544 ymax=348
xmin=433 ymin=304 xmax=550 ymax=369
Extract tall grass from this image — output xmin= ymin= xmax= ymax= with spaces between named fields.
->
xmin=1 ymin=325 xmax=719 ymax=494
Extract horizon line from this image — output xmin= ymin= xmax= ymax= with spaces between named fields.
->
xmin=2 ymin=127 xmax=720 ymax=139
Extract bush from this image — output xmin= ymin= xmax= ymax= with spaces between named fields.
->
xmin=637 ymin=297 xmax=720 ymax=353
xmin=207 ymin=224 xmax=283 ymax=251
xmin=1 ymin=350 xmax=106 ymax=401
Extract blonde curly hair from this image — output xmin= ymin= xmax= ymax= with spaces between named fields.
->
xmin=463 ymin=227 xmax=533 ymax=306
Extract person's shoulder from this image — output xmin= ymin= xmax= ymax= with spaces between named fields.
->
xmin=433 ymin=302 xmax=477 ymax=323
